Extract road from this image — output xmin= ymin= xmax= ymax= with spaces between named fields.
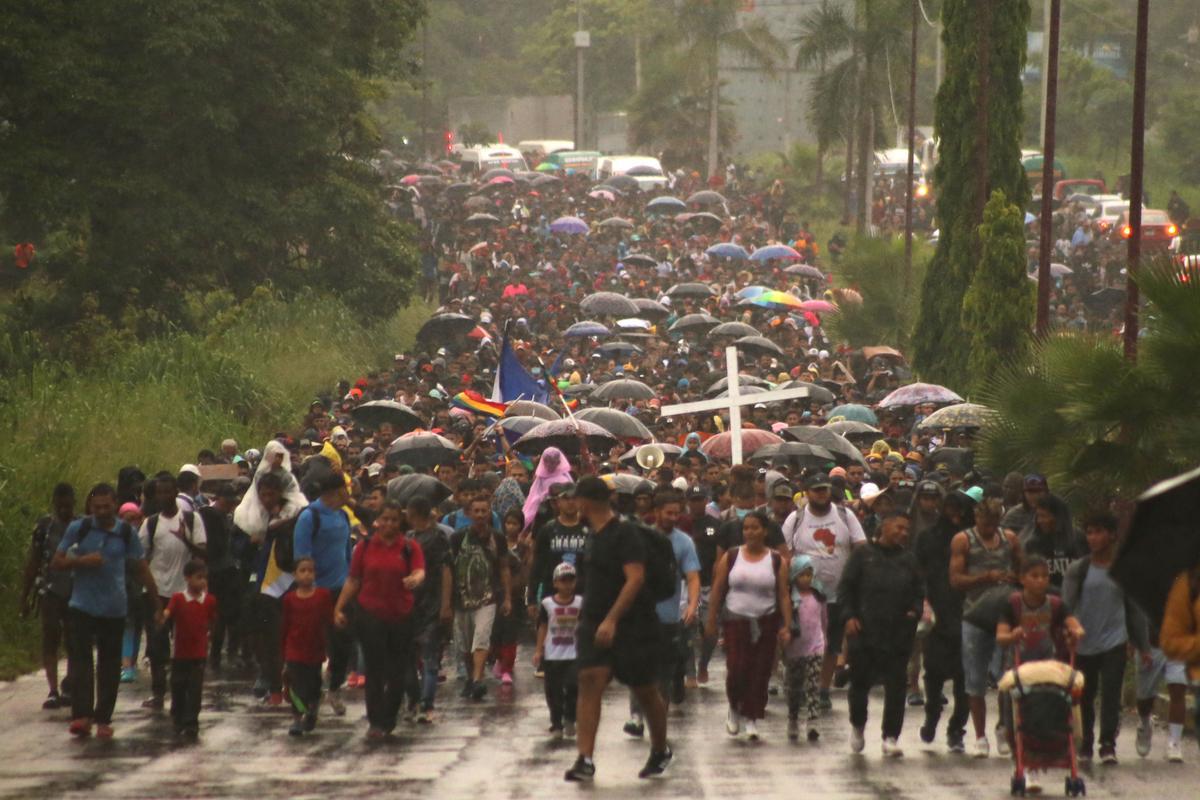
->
xmin=0 ymin=655 xmax=1195 ymax=799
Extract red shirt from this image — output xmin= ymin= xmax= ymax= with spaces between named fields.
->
xmin=281 ymin=588 xmax=333 ymax=665
xmin=350 ymin=535 xmax=425 ymax=622
xmin=167 ymin=592 xmax=218 ymax=660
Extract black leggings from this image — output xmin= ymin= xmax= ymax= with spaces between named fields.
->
xmin=285 ymin=661 xmax=323 ymax=717
xmin=542 ymin=660 xmax=578 ymax=729
xmin=357 ymin=610 xmax=413 ymax=732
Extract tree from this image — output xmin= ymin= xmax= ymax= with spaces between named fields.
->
xmin=911 ymin=0 xmax=1031 ymax=388
xmin=1155 ymin=86 xmax=1200 ymax=187
xmin=962 ymin=191 xmax=1034 ymax=388
xmin=794 ymin=0 xmax=854 ymax=194
xmin=457 ymin=122 xmax=493 ymax=147
xmin=825 ymin=233 xmax=930 ymax=351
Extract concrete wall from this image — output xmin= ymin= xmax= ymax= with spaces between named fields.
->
xmin=447 ymin=95 xmax=574 ymax=146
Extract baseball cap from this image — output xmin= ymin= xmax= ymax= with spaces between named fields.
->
xmin=1023 ymin=473 xmax=1048 ymax=490
xmin=859 ymin=482 xmax=887 ymax=506
xmin=179 ymin=464 xmax=201 ymax=478
xmin=367 ymin=463 xmax=383 ymax=478
xmin=805 ymin=472 xmax=832 ymax=490
xmin=916 ymin=480 xmax=941 ymax=495
xmin=573 ymin=476 xmax=612 ymax=504
xmin=553 ymin=562 xmax=577 ymax=580
xmin=770 ymin=482 xmax=795 ymax=500
xmin=686 ymin=485 xmax=708 ymax=500
xmin=549 ymin=481 xmax=576 ymax=498
xmin=961 ymin=485 xmax=985 ymax=503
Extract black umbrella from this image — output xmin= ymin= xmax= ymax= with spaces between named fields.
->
xmin=386 ymin=432 xmax=461 ymax=469
xmin=750 ymin=442 xmax=837 ymax=471
xmin=465 ymin=212 xmax=501 ymax=225
xmin=564 ymin=320 xmax=611 ymax=338
xmin=686 ymin=211 xmax=724 ymax=228
xmin=714 ymin=385 xmax=770 ymax=399
xmin=349 ymin=400 xmax=424 ymax=434
xmin=602 ymin=175 xmax=640 ymax=193
xmin=707 ymin=321 xmax=759 ymax=339
xmin=706 ymin=374 xmax=773 ymax=395
xmin=784 ymin=263 xmax=825 ymax=279
xmin=417 ymin=313 xmax=476 ymax=341
xmin=597 ymin=217 xmax=634 ymax=230
xmin=591 ymin=378 xmax=655 ymax=402
xmin=444 ymin=182 xmax=475 ymax=196
xmin=779 ymin=381 xmax=837 ymax=405
xmin=1085 ymin=286 xmax=1125 ymax=311
xmin=575 ymin=407 xmax=654 ymax=441
xmin=632 ymin=298 xmax=671 ymax=319
xmin=503 ymin=400 xmax=560 ymax=420
xmin=925 ymin=446 xmax=974 ymax=476
xmin=561 ymin=382 xmax=597 ymax=397
xmin=1112 ymin=466 xmax=1200 ymax=629
xmin=480 ymin=167 xmax=515 ymax=182
xmin=387 ymin=474 xmax=452 ymax=507
xmin=646 ymin=196 xmax=687 ymax=213
xmin=781 ymin=426 xmax=867 ymax=467
xmin=531 ymin=174 xmax=561 ymax=188
xmin=462 ymin=195 xmax=492 ymax=211
xmin=735 ymin=335 xmax=786 ymax=357
xmin=822 ymin=419 xmax=882 ymax=438
xmin=491 ymin=415 xmax=547 ymax=438
xmin=666 ymin=282 xmax=717 ymax=299
xmin=667 ymin=313 xmax=720 ymax=334
xmin=596 ymin=341 xmax=644 ymax=358
xmin=514 ymin=418 xmax=617 ymax=456
xmin=622 ymin=253 xmax=659 ymax=269
xmin=580 ymin=291 xmax=640 ymax=317
xmin=687 ymin=190 xmax=727 ymax=206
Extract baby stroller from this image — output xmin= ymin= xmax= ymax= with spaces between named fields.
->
xmin=999 ymin=648 xmax=1086 ymax=797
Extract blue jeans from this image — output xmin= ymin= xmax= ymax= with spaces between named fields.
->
xmin=406 ymin=621 xmax=442 ymax=711
xmin=961 ymin=620 xmax=999 ymax=697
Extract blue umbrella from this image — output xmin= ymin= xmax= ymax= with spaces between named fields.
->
xmin=564 ymin=320 xmax=610 ymax=338
xmin=706 ymin=242 xmax=750 ymax=260
xmin=735 ymin=285 xmax=769 ymax=299
xmin=550 ymin=215 xmax=589 ymax=235
xmin=646 ymin=196 xmax=687 ymax=213
xmin=749 ymin=243 xmax=802 ymax=262
xmin=827 ymin=404 xmax=879 ymax=426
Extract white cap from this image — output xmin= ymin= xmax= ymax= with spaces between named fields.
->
xmin=818 ymin=349 xmax=829 ymax=359
xmin=671 ymin=476 xmax=689 ymax=491
xmin=807 ymin=348 xmax=819 ymax=356
xmin=860 ymin=482 xmax=886 ymax=506
xmin=179 ymin=464 xmax=201 ymax=477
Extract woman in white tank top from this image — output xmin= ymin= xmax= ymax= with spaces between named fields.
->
xmin=706 ymin=510 xmax=792 ymax=739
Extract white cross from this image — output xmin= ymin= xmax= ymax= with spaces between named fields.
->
xmin=658 ymin=345 xmax=811 ymax=464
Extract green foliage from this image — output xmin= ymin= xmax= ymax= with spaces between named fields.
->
xmin=913 ymin=0 xmax=1031 ymax=387
xmin=978 ymin=259 xmax=1200 ymax=507
xmin=826 ymin=234 xmax=930 ymax=351
xmin=962 ymin=191 xmax=1035 ymax=389
xmin=457 ymin=122 xmax=493 ymax=148
xmin=1155 ymin=86 xmax=1200 ymax=188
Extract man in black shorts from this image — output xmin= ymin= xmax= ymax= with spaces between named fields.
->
xmin=565 ymin=477 xmax=672 ymax=782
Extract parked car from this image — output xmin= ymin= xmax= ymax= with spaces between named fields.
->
xmin=1109 ymin=208 xmax=1178 ymax=252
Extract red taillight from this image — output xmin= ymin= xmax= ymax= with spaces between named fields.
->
xmin=1167 ymin=223 xmax=1178 ymax=237
xmin=1120 ymin=224 xmax=1133 ymax=239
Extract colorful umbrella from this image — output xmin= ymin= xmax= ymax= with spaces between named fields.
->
xmin=827 ymin=404 xmax=879 ymax=425
xmin=588 ymin=189 xmax=617 ymax=202
xmin=800 ymin=299 xmax=838 ymax=313
xmin=747 ymin=290 xmax=805 ymax=311
xmin=706 ymin=242 xmax=750 ymax=260
xmin=735 ymin=285 xmax=769 ymax=299
xmin=749 ymin=244 xmax=803 ymax=262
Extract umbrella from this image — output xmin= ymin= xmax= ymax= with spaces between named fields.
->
xmin=781 ymin=426 xmax=868 ymax=467
xmin=822 ymin=420 xmax=882 ymax=438
xmin=1085 ymin=287 xmax=1125 ymax=310
xmin=745 ymin=290 xmax=805 ymax=311
xmin=686 ymin=211 xmax=724 ymax=228
xmin=706 ymin=242 xmax=750 ymax=260
xmin=736 ymin=285 xmax=769 ymax=299
xmin=580 ymin=292 xmax=640 ymax=317
xmin=620 ymin=443 xmax=684 ymax=465
xmin=784 ymin=264 xmax=825 ymax=280
xmin=915 ymin=402 xmax=995 ymax=431
xmin=400 ymin=174 xmax=423 ymax=186
xmin=1026 ymin=263 xmax=1074 ymax=281
xmin=615 ymin=317 xmax=652 ymax=331
xmin=706 ymin=374 xmax=773 ymax=395
xmin=778 ymin=381 xmax=837 ymax=404
xmin=387 ymin=474 xmax=453 ymax=507
xmin=588 ymin=189 xmax=617 ymax=202
xmin=602 ymin=175 xmax=640 ymax=193
xmin=700 ymin=429 xmax=784 ymax=460
xmin=444 ymin=182 xmax=475 ymax=196
xmin=503 ymin=400 xmax=560 ymax=421
xmin=597 ymin=217 xmax=634 ymax=230
xmin=514 ymin=418 xmax=617 ymax=456
xmin=349 ymin=400 xmax=424 ymax=433
xmin=561 ymin=383 xmax=596 ymax=397
xmin=463 ymin=195 xmax=492 ymax=211
xmin=750 ymin=244 xmax=803 ymax=262
xmin=596 ymin=341 xmax=644 ymax=357
xmin=531 ymin=174 xmax=561 ymax=188
xmin=827 ymin=403 xmax=879 ymax=425
xmin=480 ymin=167 xmax=515 ymax=182
xmin=601 ymin=473 xmax=657 ymax=495
xmin=465 ymin=212 xmax=501 ymax=225
xmin=575 ymin=407 xmax=654 ymax=441
xmin=492 ymin=415 xmax=547 ymax=438
xmin=799 ymin=299 xmax=838 ymax=313
xmin=734 ymin=335 xmax=786 ymax=357
xmin=878 ymin=382 xmax=964 ymax=409
xmin=622 ymin=253 xmax=659 ymax=269
xmin=707 ymin=321 xmax=759 ymax=339
xmin=751 ymin=442 xmax=837 ymax=471
xmin=646 ymin=196 xmax=687 ymax=213
xmin=1112 ymin=466 xmax=1200 ymax=630
xmin=386 ymin=432 xmax=461 ymax=469
xmin=535 ymin=162 xmax=560 ymax=173
xmin=591 ymin=378 xmax=655 ymax=402
xmin=564 ymin=320 xmax=611 ymax=338
xmin=486 ymin=175 xmax=515 ymax=186
xmin=632 ymin=298 xmax=671 ymax=319
xmin=688 ymin=190 xmax=727 ymax=206
xmin=665 ymin=282 xmax=717 ymax=299
xmin=417 ymin=313 xmax=476 ymax=341
xmin=550 ymin=216 xmax=590 ymax=235
xmin=668 ymin=313 xmax=720 ymax=334
xmin=714 ymin=385 xmax=770 ymax=399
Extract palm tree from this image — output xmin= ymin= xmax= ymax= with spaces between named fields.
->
xmin=794 ymin=0 xmax=855 ymax=203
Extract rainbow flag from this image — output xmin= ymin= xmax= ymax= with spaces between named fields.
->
xmin=452 ymin=389 xmax=507 ymax=418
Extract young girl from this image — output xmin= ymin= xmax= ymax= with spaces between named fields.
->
xmin=491 ymin=509 xmax=529 ymax=685
xmin=534 ymin=562 xmax=582 ymax=737
xmin=280 ymin=557 xmax=333 ymax=736
xmin=785 ymin=555 xmax=827 ymax=742
xmin=119 ymin=502 xmax=145 ymax=683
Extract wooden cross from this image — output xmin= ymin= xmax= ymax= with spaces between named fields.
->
xmin=658 ymin=345 xmax=811 ymax=464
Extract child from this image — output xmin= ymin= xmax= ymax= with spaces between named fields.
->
xmin=491 ymin=509 xmax=529 ymax=686
xmin=118 ymin=502 xmax=145 ymax=684
xmin=161 ymin=559 xmax=218 ymax=738
xmin=281 ymin=557 xmax=333 ymax=736
xmin=784 ymin=555 xmax=827 ymax=742
xmin=534 ymin=562 xmax=582 ymax=738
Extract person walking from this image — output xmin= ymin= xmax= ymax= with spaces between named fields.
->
xmin=534 ymin=562 xmax=582 ymax=738
xmin=21 ymin=483 xmax=78 ymax=710
xmin=840 ymin=511 xmax=924 ymax=757
xmin=784 ymin=555 xmax=826 ymax=742
xmin=707 ymin=510 xmax=791 ymax=741
xmin=404 ymin=497 xmax=450 ymax=722
xmin=159 ymin=559 xmax=217 ymax=738
xmin=281 ymin=557 xmax=332 ymax=736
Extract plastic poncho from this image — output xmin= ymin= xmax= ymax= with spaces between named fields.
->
xmin=233 ymin=440 xmax=308 ymax=543
xmin=521 ymin=446 xmax=573 ymax=530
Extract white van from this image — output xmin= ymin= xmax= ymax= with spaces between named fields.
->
xmin=593 ymin=155 xmax=669 ymax=190
xmin=460 ymin=145 xmax=529 ymax=177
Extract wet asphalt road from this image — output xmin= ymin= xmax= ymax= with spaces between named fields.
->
xmin=2 ymin=655 xmax=1197 ymax=799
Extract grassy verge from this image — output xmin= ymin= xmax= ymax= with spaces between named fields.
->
xmin=0 ymin=290 xmax=433 ymax=679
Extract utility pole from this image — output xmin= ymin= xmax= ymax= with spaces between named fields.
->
xmin=1123 ymin=0 xmax=1150 ymax=361
xmin=1035 ymin=0 xmax=1060 ymax=335
xmin=903 ymin=0 xmax=919 ymax=289
xmin=575 ymin=0 xmax=589 ymax=150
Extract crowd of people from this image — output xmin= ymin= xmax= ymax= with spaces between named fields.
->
xmin=21 ymin=164 xmax=1200 ymax=786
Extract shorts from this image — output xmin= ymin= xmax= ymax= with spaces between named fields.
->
xmin=825 ymin=602 xmax=846 ymax=656
xmin=576 ymin=617 xmax=661 ymax=688
xmin=961 ymin=620 xmax=997 ymax=697
xmin=1136 ymin=647 xmax=1188 ymax=700
xmin=454 ymin=604 xmax=497 ymax=654
xmin=40 ymin=592 xmax=70 ymax=640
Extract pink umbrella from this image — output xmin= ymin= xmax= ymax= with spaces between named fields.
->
xmin=700 ymin=429 xmax=784 ymax=461
xmin=588 ymin=189 xmax=616 ymax=202
xmin=800 ymin=299 xmax=838 ymax=313
xmin=401 ymin=174 xmax=422 ymax=186
xmin=487 ymin=175 xmax=515 ymax=185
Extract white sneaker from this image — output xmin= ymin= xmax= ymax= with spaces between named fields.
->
xmin=973 ymin=736 xmax=990 ymax=758
xmin=1136 ymin=720 xmax=1152 ymax=757
xmin=995 ymin=725 xmax=1011 ymax=756
xmin=882 ymin=738 xmax=904 ymax=758
xmin=744 ymin=719 xmax=760 ymax=740
xmin=327 ymin=689 xmax=347 ymax=717
xmin=850 ymin=726 xmax=865 ymax=754
xmin=725 ymin=707 xmax=741 ymax=736
xmin=1167 ymin=739 xmax=1184 ymax=763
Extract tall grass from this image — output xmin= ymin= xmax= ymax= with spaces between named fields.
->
xmin=0 ymin=291 xmax=433 ymax=677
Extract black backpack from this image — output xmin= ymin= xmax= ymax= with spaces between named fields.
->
xmin=634 ymin=522 xmax=679 ymax=603
xmin=271 ymin=505 xmax=350 ymax=573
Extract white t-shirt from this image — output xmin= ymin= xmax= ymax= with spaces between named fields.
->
xmin=139 ymin=509 xmax=207 ymax=598
xmin=782 ymin=503 xmax=865 ymax=598
xmin=539 ymin=595 xmax=583 ymax=661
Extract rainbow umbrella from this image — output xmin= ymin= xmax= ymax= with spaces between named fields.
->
xmin=800 ymin=299 xmax=838 ymax=313
xmin=748 ymin=290 xmax=805 ymax=311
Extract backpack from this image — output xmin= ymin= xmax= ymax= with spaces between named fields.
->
xmin=270 ymin=506 xmax=319 ymax=573
xmin=453 ymin=530 xmax=497 ymax=610
xmin=77 ymin=516 xmax=134 ymax=551
xmin=636 ymin=522 xmax=680 ymax=604
xmin=146 ymin=510 xmax=197 ymax=560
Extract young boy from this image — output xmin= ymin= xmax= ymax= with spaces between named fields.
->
xmin=161 ymin=559 xmax=218 ymax=738
xmin=281 ymin=557 xmax=333 ymax=736
xmin=534 ymin=562 xmax=582 ymax=738
xmin=785 ymin=555 xmax=827 ymax=743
